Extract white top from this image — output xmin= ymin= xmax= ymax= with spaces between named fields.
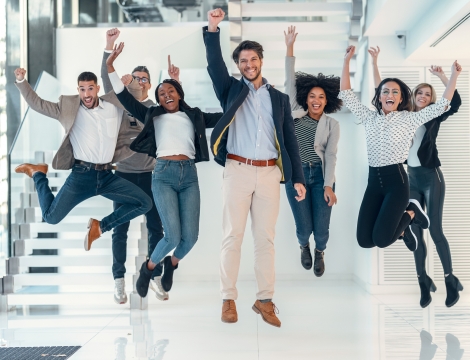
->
xmin=69 ymin=99 xmax=123 ymax=164
xmin=338 ymin=89 xmax=450 ymax=167
xmin=407 ymin=124 xmax=427 ymax=167
xmin=154 ymin=112 xmax=195 ymax=159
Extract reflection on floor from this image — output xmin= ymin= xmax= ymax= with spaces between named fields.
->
xmin=0 ymin=280 xmax=468 ymax=359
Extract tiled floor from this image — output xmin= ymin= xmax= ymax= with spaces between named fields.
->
xmin=0 ymin=280 xmax=468 ymax=359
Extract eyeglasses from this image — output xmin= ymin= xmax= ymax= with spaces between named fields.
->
xmin=133 ymin=76 xmax=149 ymax=84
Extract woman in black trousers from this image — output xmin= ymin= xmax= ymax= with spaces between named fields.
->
xmin=370 ymin=46 xmax=464 ymax=308
xmin=339 ymin=46 xmax=461 ymax=258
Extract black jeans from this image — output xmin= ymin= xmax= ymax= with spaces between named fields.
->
xmin=357 ymin=164 xmax=411 ymax=248
xmin=112 ymin=171 xmax=164 ymax=279
xmin=408 ymin=166 xmax=453 ymax=276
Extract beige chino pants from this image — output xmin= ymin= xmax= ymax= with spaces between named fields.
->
xmin=220 ymin=159 xmax=282 ymax=300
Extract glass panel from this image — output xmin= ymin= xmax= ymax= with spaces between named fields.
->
xmin=8 ymin=71 xmax=64 ymax=254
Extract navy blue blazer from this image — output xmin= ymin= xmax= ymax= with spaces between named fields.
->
xmin=202 ymin=26 xmax=305 ymax=185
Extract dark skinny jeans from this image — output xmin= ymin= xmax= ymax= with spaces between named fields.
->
xmin=408 ymin=166 xmax=453 ymax=276
xmin=357 ymin=164 xmax=411 ymax=248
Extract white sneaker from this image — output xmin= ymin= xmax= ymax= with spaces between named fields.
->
xmin=149 ymin=276 xmax=169 ymax=301
xmin=114 ymin=278 xmax=128 ymax=304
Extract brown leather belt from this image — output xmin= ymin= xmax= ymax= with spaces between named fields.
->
xmin=75 ymin=160 xmax=116 ymax=171
xmin=227 ymin=154 xmax=276 ymax=167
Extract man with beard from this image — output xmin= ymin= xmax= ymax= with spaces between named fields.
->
xmin=14 ymin=68 xmax=152 ymax=254
xmin=203 ymin=9 xmax=306 ymax=328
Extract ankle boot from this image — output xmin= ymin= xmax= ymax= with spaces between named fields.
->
xmin=445 ymin=274 xmax=464 ymax=308
xmin=418 ymin=272 xmax=437 ymax=308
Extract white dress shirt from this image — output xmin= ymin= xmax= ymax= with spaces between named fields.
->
xmin=338 ymin=89 xmax=450 ymax=167
xmin=69 ymin=99 xmax=123 ymax=164
xmin=407 ymin=124 xmax=427 ymax=167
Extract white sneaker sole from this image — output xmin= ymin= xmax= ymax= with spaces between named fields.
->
xmin=114 ymin=294 xmax=128 ymax=305
xmin=149 ymin=281 xmax=169 ymax=301
xmin=409 ymin=199 xmax=430 ymax=228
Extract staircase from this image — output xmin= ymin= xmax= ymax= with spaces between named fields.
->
xmin=2 ymin=150 xmax=148 ymax=310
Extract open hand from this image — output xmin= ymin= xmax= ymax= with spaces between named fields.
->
xmin=368 ymin=46 xmax=380 ymax=63
xmin=14 ymin=68 xmax=26 ymax=81
xmin=324 ymin=186 xmax=337 ymax=206
xmin=121 ymin=74 xmax=133 ymax=86
xmin=284 ymin=26 xmax=298 ymax=48
xmin=106 ymin=42 xmax=124 ymax=68
xmin=428 ymin=65 xmax=444 ymax=77
xmin=208 ymin=8 xmax=225 ymax=32
xmin=344 ymin=45 xmax=355 ymax=62
xmin=168 ymin=55 xmax=180 ymax=82
xmin=451 ymin=60 xmax=462 ymax=76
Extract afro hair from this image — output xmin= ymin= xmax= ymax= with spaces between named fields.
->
xmin=295 ymin=72 xmax=342 ymax=114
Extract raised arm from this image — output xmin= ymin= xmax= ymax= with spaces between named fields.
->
xmin=368 ymin=46 xmax=382 ymax=88
xmin=442 ymin=61 xmax=461 ymax=101
xmin=340 ymin=46 xmax=354 ymax=91
xmin=14 ymin=68 xmax=60 ymax=120
xmin=101 ymin=28 xmax=120 ymax=94
xmin=429 ymin=65 xmax=449 ymax=87
xmin=106 ymin=43 xmax=148 ymax=122
xmin=203 ymin=8 xmax=233 ymax=102
xmin=284 ymin=26 xmax=302 ymax=112
xmin=167 ymin=55 xmax=180 ymax=83
xmin=429 ymin=65 xmax=462 ymax=121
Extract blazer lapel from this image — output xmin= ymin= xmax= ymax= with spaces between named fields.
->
xmin=62 ymin=96 xmax=81 ymax=134
xmin=268 ymin=87 xmax=281 ymax=125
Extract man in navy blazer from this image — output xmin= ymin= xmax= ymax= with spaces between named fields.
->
xmin=203 ymin=8 xmax=306 ymax=328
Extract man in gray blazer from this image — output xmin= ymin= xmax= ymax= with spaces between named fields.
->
xmin=14 ymin=68 xmax=153 ymax=256
xmin=102 ymin=28 xmax=180 ymax=304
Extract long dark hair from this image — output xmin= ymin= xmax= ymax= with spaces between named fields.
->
xmin=155 ymin=79 xmax=192 ymax=110
xmin=371 ymin=78 xmax=412 ymax=113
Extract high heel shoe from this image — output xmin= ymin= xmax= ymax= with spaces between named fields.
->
xmin=445 ymin=273 xmax=464 ymax=308
xmin=418 ymin=272 xmax=437 ymax=308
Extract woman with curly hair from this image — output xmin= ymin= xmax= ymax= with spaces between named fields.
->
xmin=369 ymin=47 xmax=463 ymax=308
xmin=284 ymin=26 xmax=341 ymax=277
xmin=339 ymin=45 xmax=461 ymax=262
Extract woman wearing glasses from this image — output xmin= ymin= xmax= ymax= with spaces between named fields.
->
xmin=106 ymin=42 xmax=222 ymax=299
xmin=338 ymin=46 xmax=461 ymax=255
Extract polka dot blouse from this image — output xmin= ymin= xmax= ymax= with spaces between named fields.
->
xmin=338 ymin=89 xmax=451 ymax=167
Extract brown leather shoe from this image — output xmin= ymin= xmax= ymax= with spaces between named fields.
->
xmin=221 ymin=300 xmax=238 ymax=323
xmin=84 ymin=218 xmax=101 ymax=251
xmin=252 ymin=300 xmax=281 ymax=328
xmin=15 ymin=163 xmax=48 ymax=178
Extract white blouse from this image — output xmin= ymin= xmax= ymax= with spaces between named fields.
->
xmin=338 ymin=90 xmax=450 ymax=167
xmin=154 ymin=112 xmax=196 ymax=159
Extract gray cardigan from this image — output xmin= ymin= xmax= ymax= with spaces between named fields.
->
xmin=284 ymin=56 xmax=340 ymax=188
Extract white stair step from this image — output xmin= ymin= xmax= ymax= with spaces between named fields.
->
xmin=16 ymin=255 xmax=141 ymax=267
xmin=240 ymin=2 xmax=351 ymax=17
xmin=7 ymin=292 xmax=123 ymax=306
xmin=13 ymin=273 xmax=136 ymax=286
xmin=242 ymin=21 xmax=350 ymax=36
xmin=19 ymin=238 xmax=140 ymax=250
xmin=23 ymin=221 xmax=143 ymax=233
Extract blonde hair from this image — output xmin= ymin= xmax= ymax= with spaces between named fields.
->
xmin=411 ymin=83 xmax=437 ymax=112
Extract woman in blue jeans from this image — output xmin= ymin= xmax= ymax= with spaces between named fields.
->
xmin=284 ymin=26 xmax=341 ymax=276
xmin=107 ymin=43 xmax=222 ymax=297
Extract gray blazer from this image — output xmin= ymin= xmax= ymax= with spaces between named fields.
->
xmin=101 ymin=51 xmax=156 ymax=173
xmin=284 ymin=56 xmax=340 ymax=188
xmin=15 ymin=79 xmax=144 ymax=170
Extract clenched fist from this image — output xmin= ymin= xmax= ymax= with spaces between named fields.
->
xmin=121 ymin=74 xmax=133 ymax=86
xmin=208 ymin=8 xmax=225 ymax=32
xmin=106 ymin=28 xmax=120 ymax=50
xmin=14 ymin=68 xmax=26 ymax=82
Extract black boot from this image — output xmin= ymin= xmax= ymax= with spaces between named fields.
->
xmin=161 ymin=256 xmax=178 ymax=292
xmin=300 ymin=244 xmax=312 ymax=270
xmin=313 ymin=249 xmax=325 ymax=277
xmin=418 ymin=272 xmax=436 ymax=308
xmin=136 ymin=260 xmax=153 ymax=298
xmin=445 ymin=274 xmax=464 ymax=308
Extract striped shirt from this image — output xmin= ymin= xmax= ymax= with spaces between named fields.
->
xmin=294 ymin=115 xmax=321 ymax=163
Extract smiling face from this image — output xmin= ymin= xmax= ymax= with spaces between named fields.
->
xmin=379 ymin=81 xmax=402 ymax=114
xmin=307 ymin=87 xmax=327 ymax=119
xmin=132 ymin=70 xmax=151 ymax=100
xmin=414 ymin=86 xmax=432 ymax=111
xmin=157 ymin=83 xmax=181 ymax=113
xmin=237 ymin=50 xmax=263 ymax=82
xmin=77 ymin=80 xmax=100 ymax=109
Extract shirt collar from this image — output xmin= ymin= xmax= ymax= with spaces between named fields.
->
xmin=140 ymin=97 xmax=149 ymax=103
xmin=81 ymin=98 xmax=104 ymax=110
xmin=243 ymin=77 xmax=270 ymax=91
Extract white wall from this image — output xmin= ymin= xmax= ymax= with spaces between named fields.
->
xmin=56 ymin=23 xmax=366 ymax=283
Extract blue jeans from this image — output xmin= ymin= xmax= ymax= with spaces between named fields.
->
xmin=285 ymin=162 xmax=333 ymax=251
xmin=32 ymin=164 xmax=152 ymax=233
xmin=112 ymin=171 xmax=164 ymax=279
xmin=149 ymin=160 xmax=200 ymax=264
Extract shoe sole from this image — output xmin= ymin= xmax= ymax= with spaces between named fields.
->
xmin=252 ymin=305 xmax=281 ymax=328
xmin=314 ymin=269 xmax=325 ymax=277
xmin=84 ymin=218 xmax=93 ymax=251
xmin=221 ymin=317 xmax=238 ymax=323
xmin=114 ymin=296 xmax=128 ymax=305
xmin=409 ymin=199 xmax=430 ymax=229
xmin=149 ymin=282 xmax=169 ymax=301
